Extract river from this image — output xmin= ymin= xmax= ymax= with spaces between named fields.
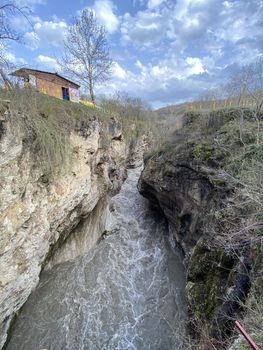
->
xmin=7 ymin=168 xmax=186 ymax=350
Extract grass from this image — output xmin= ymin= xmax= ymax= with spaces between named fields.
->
xmin=184 ymin=108 xmax=263 ymax=349
xmin=0 ymin=87 xmax=168 ymax=175
xmin=187 ymin=108 xmax=263 ymax=348
xmin=0 ymin=87 xmax=118 ymax=175
xmin=232 ymin=250 xmax=263 ymax=350
xmin=144 ymin=106 xmax=263 ymax=349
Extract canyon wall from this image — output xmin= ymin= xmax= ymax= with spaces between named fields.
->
xmin=138 ymin=109 xmax=261 ymax=349
xmin=0 ymin=106 xmax=129 ymax=348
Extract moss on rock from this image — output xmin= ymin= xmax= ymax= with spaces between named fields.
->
xmin=140 ymin=107 xmax=263 ymax=349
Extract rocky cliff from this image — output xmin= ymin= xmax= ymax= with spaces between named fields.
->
xmin=0 ymin=103 xmax=129 ymax=348
xmin=139 ymin=109 xmax=262 ymax=349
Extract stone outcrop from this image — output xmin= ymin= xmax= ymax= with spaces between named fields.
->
xmin=138 ymin=109 xmax=257 ymax=349
xmin=0 ymin=109 xmax=128 ymax=348
xmin=128 ymin=134 xmax=150 ymax=169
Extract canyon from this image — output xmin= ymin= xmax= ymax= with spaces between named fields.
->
xmin=0 ymin=100 xmax=262 ymax=349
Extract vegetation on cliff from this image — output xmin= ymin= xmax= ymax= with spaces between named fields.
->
xmin=140 ymin=107 xmax=263 ymax=349
xmin=0 ymin=88 xmax=162 ymax=176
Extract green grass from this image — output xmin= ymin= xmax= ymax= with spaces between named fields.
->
xmin=0 ymin=87 xmax=167 ymax=175
xmin=0 ymin=87 xmax=113 ymax=175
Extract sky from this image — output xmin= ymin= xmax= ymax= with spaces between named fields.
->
xmin=5 ymin=0 xmax=263 ymax=108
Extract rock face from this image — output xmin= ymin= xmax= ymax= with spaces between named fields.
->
xmin=128 ymin=134 xmax=150 ymax=169
xmin=138 ymin=110 xmax=256 ymax=349
xmin=138 ymin=157 xmax=215 ymax=252
xmin=0 ymin=110 xmax=128 ymax=348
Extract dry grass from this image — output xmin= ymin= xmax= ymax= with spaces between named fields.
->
xmin=0 ymin=87 xmax=167 ymax=175
xmin=0 ymin=87 xmax=110 ymax=175
xmin=144 ymin=107 xmax=263 ymax=349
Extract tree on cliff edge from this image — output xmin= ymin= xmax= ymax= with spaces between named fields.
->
xmin=61 ymin=9 xmax=112 ymax=104
xmin=0 ymin=1 xmax=31 ymax=87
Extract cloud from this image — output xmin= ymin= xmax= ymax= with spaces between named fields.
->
xmin=35 ymin=55 xmax=60 ymax=70
xmin=0 ymin=43 xmax=27 ymax=65
xmin=4 ymin=53 xmax=26 ymax=66
xmin=121 ymin=10 xmax=167 ymax=46
xmin=96 ymin=54 xmax=209 ymax=107
xmin=9 ymin=15 xmax=41 ymax=33
xmin=147 ymin=0 xmax=165 ymax=9
xmin=135 ymin=55 xmax=207 ymax=81
xmin=93 ymin=0 xmax=119 ymax=34
xmin=185 ymin=57 xmax=207 ymax=76
xmin=120 ymin=0 xmax=261 ymax=55
xmin=25 ymin=20 xmax=68 ymax=49
xmin=17 ymin=0 xmax=262 ymax=107
xmin=98 ymin=0 xmax=262 ymax=106
xmin=165 ymin=0 xmax=222 ymax=50
xmin=112 ymin=62 xmax=127 ymax=79
xmin=121 ymin=0 xmax=223 ymax=48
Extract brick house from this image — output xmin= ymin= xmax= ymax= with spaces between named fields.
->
xmin=11 ymin=68 xmax=80 ymax=103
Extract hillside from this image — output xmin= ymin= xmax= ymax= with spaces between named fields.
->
xmin=155 ymin=102 xmax=189 ymax=131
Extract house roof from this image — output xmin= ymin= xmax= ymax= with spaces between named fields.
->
xmin=10 ymin=68 xmax=80 ymax=88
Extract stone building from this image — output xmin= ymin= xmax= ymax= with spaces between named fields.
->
xmin=11 ymin=68 xmax=80 ymax=102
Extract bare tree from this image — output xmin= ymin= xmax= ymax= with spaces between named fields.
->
xmin=1 ymin=3 xmax=25 ymax=41
xmin=0 ymin=2 xmax=31 ymax=87
xmin=100 ymin=91 xmax=152 ymax=120
xmin=223 ymin=58 xmax=263 ymax=145
xmin=61 ymin=9 xmax=112 ymax=104
xmin=243 ymin=57 xmax=263 ymax=112
xmin=226 ymin=58 xmax=263 ymax=110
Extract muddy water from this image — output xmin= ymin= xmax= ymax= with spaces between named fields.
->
xmin=7 ymin=168 xmax=185 ymax=350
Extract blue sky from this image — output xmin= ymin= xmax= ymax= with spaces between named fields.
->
xmin=6 ymin=0 xmax=263 ymax=108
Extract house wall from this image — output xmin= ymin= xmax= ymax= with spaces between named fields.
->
xmin=31 ymin=72 xmax=79 ymax=102
xmin=36 ymin=78 xmax=63 ymax=100
xmin=69 ymin=87 xmax=79 ymax=102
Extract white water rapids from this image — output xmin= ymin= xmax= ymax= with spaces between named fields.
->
xmin=7 ymin=168 xmax=186 ymax=350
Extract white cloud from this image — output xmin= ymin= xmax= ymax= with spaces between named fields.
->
xmin=112 ymin=62 xmax=127 ymax=79
xmin=0 ymin=44 xmax=27 ymax=65
xmin=35 ymin=55 xmax=60 ymax=71
xmin=25 ymin=20 xmax=68 ymax=49
xmin=7 ymin=53 xmax=27 ymax=65
xmin=185 ymin=57 xmax=206 ymax=75
xmin=96 ymin=54 xmax=209 ymax=106
xmin=9 ymin=13 xmax=42 ymax=33
xmin=17 ymin=0 xmax=262 ymax=107
xmin=121 ymin=10 xmax=167 ymax=46
xmin=139 ymin=55 xmax=207 ymax=81
xmin=147 ymin=0 xmax=165 ymax=9
xmin=121 ymin=0 xmax=220 ymax=48
xmin=121 ymin=0 xmax=225 ymax=50
xmin=93 ymin=0 xmax=119 ymax=34
xmin=24 ymin=32 xmax=39 ymax=50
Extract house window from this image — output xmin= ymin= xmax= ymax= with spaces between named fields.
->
xmin=62 ymin=87 xmax=70 ymax=101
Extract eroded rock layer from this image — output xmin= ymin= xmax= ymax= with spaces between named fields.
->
xmin=138 ymin=109 xmax=259 ymax=348
xmin=0 ymin=108 xmax=128 ymax=347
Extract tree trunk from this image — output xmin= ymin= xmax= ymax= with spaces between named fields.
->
xmin=89 ymin=78 xmax=95 ymax=106
xmin=0 ymin=67 xmax=12 ymax=89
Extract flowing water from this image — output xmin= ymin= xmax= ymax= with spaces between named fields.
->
xmin=7 ymin=168 xmax=186 ymax=350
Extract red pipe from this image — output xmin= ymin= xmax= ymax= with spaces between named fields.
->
xmin=235 ymin=320 xmax=260 ymax=350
